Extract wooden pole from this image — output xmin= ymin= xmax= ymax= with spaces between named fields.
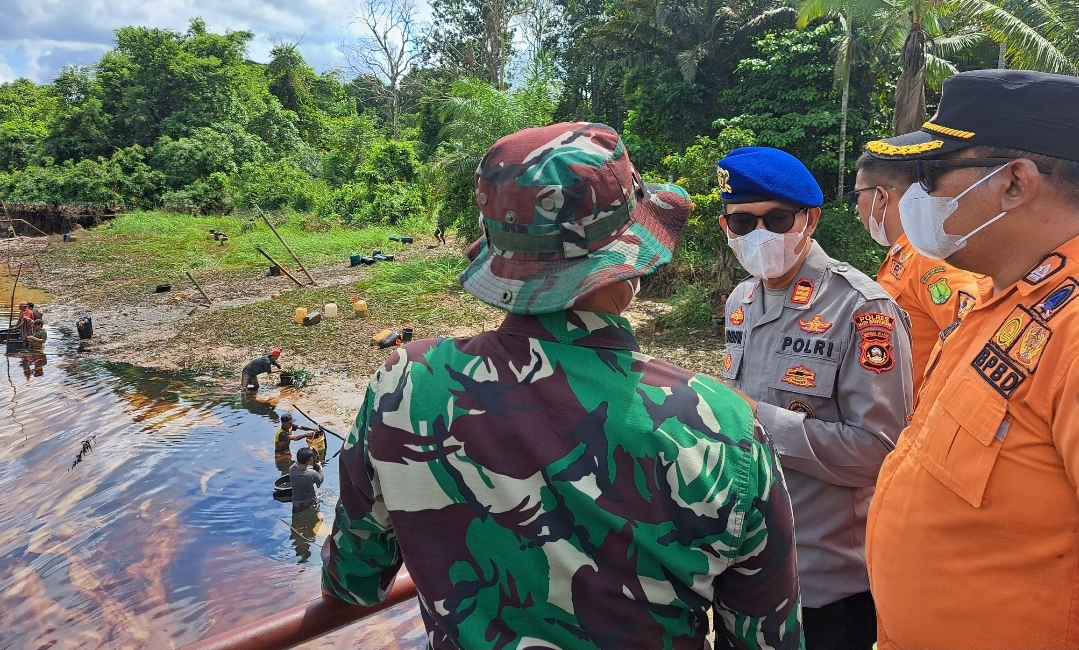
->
xmin=254 ymin=205 xmax=316 ymax=285
xmin=7 ymin=267 xmax=20 ymax=329
xmin=255 ymin=247 xmax=303 ymax=287
xmin=185 ymin=271 xmax=213 ymax=306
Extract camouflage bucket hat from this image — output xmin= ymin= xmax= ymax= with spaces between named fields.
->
xmin=461 ymin=122 xmax=692 ymax=314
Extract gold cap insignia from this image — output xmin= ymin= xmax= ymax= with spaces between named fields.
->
xmin=716 ymin=167 xmax=732 ymax=193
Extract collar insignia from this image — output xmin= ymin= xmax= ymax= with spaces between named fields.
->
xmin=791 ymin=279 xmax=814 ymax=305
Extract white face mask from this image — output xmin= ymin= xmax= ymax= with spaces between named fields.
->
xmin=898 ymin=164 xmax=1010 ymax=260
xmin=727 ymin=216 xmax=809 ymax=279
xmin=868 ymin=189 xmax=890 ymax=246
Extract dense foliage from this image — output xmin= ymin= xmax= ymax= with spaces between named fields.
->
xmin=2 ymin=0 xmax=1077 ymax=297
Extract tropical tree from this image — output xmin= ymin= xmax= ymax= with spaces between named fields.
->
xmin=435 ymin=55 xmax=561 ymax=235
xmin=797 ymin=1 xmax=867 ymax=198
xmin=799 ymin=0 xmax=1078 ymax=136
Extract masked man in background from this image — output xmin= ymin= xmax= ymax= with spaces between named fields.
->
xmin=717 ymin=147 xmax=913 ymax=650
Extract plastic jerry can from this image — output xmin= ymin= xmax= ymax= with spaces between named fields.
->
xmin=324 ymin=303 xmax=338 ymax=318
xmin=303 ymin=311 xmax=322 ymax=326
xmin=352 ymin=299 xmax=368 ymax=318
xmin=294 ymin=307 xmax=307 ymax=324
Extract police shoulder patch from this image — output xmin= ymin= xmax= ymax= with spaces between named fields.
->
xmin=854 ymin=311 xmax=896 ymax=373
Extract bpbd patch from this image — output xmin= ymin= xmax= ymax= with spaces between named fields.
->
xmin=972 ymin=344 xmax=1026 ymax=398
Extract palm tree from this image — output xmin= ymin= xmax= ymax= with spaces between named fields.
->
xmin=800 ymin=0 xmax=1077 ymax=137
xmin=797 ymin=1 xmax=868 ymax=198
xmin=592 ymin=0 xmax=796 ymax=83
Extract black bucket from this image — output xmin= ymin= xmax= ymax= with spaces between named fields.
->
xmin=268 ymin=265 xmax=281 ymax=276
xmin=155 ymin=284 xmax=171 ymax=293
xmin=279 ymin=372 xmax=294 ymax=386
xmin=274 ymin=475 xmax=292 ymax=489
xmin=349 ymin=254 xmax=361 ymax=267
xmin=273 ymin=488 xmax=293 ymax=502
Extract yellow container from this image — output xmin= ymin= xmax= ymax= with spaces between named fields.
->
xmin=294 ymin=307 xmax=307 ymax=324
xmin=352 ymin=299 xmax=368 ymax=318
xmin=324 ymin=302 xmax=338 ymax=318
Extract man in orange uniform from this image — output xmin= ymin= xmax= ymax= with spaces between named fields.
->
xmin=864 ymin=69 xmax=1079 ymax=648
xmin=850 ymin=154 xmax=981 ymax=393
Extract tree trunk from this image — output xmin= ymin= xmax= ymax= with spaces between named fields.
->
xmin=892 ymin=27 xmax=928 ymax=136
xmin=998 ymin=41 xmax=1006 ymax=69
xmin=838 ymin=69 xmax=850 ymax=200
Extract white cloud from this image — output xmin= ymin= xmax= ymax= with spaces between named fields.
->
xmin=0 ymin=0 xmax=432 ymax=83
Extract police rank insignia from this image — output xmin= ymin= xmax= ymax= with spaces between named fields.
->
xmin=854 ymin=312 xmax=896 ymax=373
xmin=729 ymin=306 xmax=745 ymax=326
xmin=791 ymin=279 xmax=814 ymax=305
xmin=928 ymin=278 xmax=953 ymax=305
xmin=786 ymin=400 xmax=816 ymax=419
xmin=781 ymin=365 xmax=817 ymax=388
xmin=716 ymin=166 xmax=732 ymax=193
xmin=798 ymin=314 xmax=833 ymax=334
xmin=1023 ymin=253 xmax=1065 ymax=286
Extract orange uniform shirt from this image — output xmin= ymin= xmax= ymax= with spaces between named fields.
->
xmin=867 ymin=235 xmax=1079 ymax=649
xmin=876 ymin=233 xmax=982 ymax=394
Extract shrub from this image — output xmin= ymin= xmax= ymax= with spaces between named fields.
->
xmin=228 ymin=161 xmax=328 ymax=212
xmin=813 ymin=203 xmax=884 ymax=275
xmin=161 ymin=172 xmax=230 ymax=214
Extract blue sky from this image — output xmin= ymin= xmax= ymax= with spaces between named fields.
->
xmin=0 ymin=0 xmax=432 ymax=83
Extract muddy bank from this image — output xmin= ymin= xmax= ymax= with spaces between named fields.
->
xmin=3 ymin=230 xmax=724 ymax=432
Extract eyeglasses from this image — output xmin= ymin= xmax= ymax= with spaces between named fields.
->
xmin=845 ymin=186 xmax=892 ymax=204
xmin=916 ymin=158 xmax=1052 ymax=193
xmin=721 ymin=209 xmax=804 ymax=236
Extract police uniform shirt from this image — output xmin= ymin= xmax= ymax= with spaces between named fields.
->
xmin=722 ymin=240 xmax=914 ymax=608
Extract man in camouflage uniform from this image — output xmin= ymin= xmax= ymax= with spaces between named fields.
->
xmin=322 ymin=122 xmax=803 ymax=649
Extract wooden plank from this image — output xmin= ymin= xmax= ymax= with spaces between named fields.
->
xmin=254 ymin=205 xmax=316 ymax=285
xmin=255 ymin=247 xmax=303 ymax=287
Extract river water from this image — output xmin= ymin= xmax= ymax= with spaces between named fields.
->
xmin=0 ymin=325 xmax=424 ymax=649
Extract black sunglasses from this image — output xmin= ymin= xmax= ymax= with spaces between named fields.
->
xmin=721 ymin=209 xmax=805 ymax=236
xmin=845 ymin=186 xmax=893 ymax=204
xmin=916 ymin=158 xmax=1053 ymax=193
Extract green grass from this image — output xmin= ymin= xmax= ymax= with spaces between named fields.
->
xmin=56 ymin=209 xmax=434 ymax=285
xmin=662 ymin=282 xmax=716 ymax=328
xmin=174 ymin=254 xmax=493 ymax=370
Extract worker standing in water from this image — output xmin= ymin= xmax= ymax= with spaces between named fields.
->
xmin=241 ymin=348 xmax=281 ymax=391
xmin=274 ymin=413 xmax=317 ymax=457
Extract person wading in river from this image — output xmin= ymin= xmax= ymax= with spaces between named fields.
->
xmin=274 ymin=413 xmax=316 ymax=457
xmin=290 ymin=447 xmax=323 ymax=512
xmin=241 ymin=349 xmax=281 ymax=391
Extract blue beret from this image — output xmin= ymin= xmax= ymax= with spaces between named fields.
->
xmin=716 ymin=147 xmax=824 ymax=207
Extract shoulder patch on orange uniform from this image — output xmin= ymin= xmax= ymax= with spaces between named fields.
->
xmin=798 ymin=314 xmax=833 ymax=334
xmin=781 ymin=365 xmax=816 ymax=388
xmin=928 ymin=278 xmax=953 ymax=304
xmin=791 ymin=279 xmax=814 ymax=305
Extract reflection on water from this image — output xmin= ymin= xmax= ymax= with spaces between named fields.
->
xmin=0 ymin=327 xmax=424 ymax=649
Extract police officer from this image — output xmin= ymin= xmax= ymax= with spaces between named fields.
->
xmin=717 ymin=147 xmax=913 ymax=650
xmin=865 ymin=70 xmax=1079 ymax=650
xmin=850 ymin=153 xmax=985 ymax=393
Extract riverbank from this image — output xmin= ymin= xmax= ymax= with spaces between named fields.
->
xmin=3 ymin=211 xmax=724 ymax=430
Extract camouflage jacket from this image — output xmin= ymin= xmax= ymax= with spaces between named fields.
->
xmin=322 ymin=310 xmax=803 ymax=650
